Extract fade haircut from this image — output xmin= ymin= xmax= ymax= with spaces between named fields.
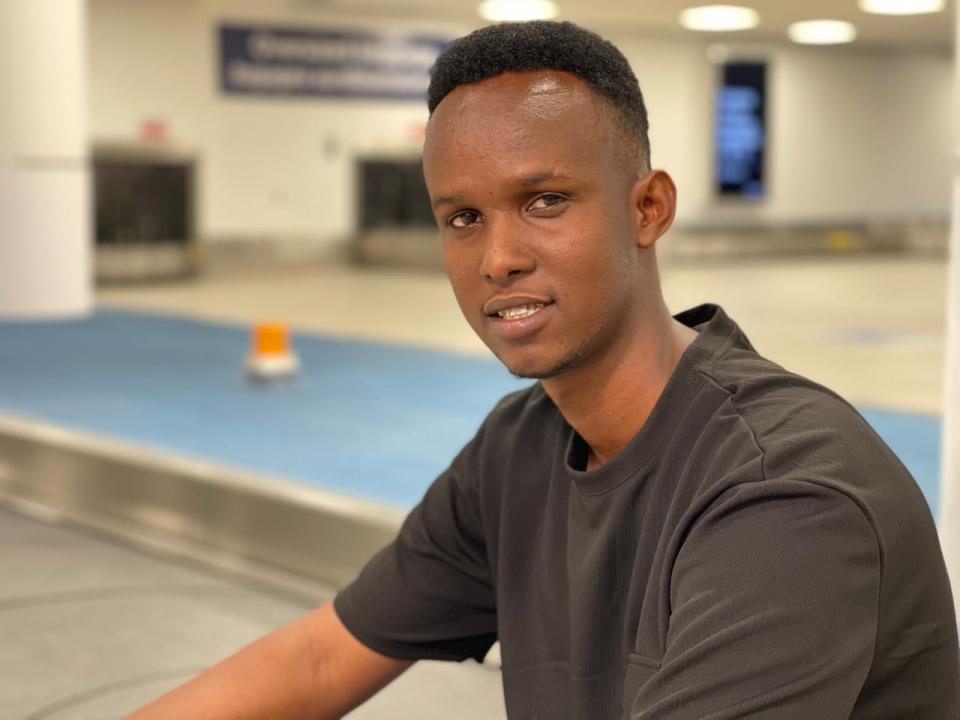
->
xmin=427 ymin=21 xmax=651 ymax=170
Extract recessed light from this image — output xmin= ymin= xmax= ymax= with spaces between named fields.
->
xmin=679 ymin=5 xmax=761 ymax=32
xmin=478 ymin=0 xmax=558 ymax=22
xmin=788 ymin=19 xmax=857 ymax=45
xmin=858 ymin=0 xmax=945 ymax=15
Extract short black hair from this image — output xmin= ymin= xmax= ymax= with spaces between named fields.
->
xmin=427 ymin=21 xmax=651 ymax=167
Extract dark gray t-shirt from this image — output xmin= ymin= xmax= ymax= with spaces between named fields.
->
xmin=335 ymin=304 xmax=959 ymax=719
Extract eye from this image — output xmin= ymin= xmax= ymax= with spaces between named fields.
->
xmin=448 ymin=209 xmax=482 ymax=229
xmin=527 ymin=193 xmax=568 ymax=213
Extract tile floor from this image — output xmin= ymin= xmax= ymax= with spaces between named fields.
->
xmin=0 ymin=502 xmax=505 ymax=719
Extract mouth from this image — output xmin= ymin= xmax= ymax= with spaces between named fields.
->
xmin=492 ymin=302 xmax=550 ymax=320
xmin=483 ymin=294 xmax=555 ymax=317
xmin=484 ymin=298 xmax=556 ymax=341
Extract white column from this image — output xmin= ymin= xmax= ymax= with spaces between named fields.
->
xmin=0 ymin=0 xmax=90 ymax=318
xmin=941 ymin=0 xmax=960 ymax=616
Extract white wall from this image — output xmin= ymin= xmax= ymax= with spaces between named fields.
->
xmin=87 ymin=1 xmax=953 ymax=249
xmin=939 ymin=0 xmax=960 ymax=617
xmin=767 ymin=46 xmax=952 ymax=223
xmin=88 ymin=0 xmax=444 ymax=249
xmin=615 ymin=35 xmax=953 ymax=226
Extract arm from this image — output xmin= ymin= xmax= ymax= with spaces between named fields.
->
xmin=630 ymin=481 xmax=881 ymax=719
xmin=126 ymin=600 xmax=413 ymax=720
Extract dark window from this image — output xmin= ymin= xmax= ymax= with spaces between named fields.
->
xmin=94 ymin=161 xmax=191 ymax=245
xmin=357 ymin=160 xmax=434 ymax=229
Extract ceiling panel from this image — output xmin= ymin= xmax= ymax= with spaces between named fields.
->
xmin=297 ymin=0 xmax=955 ymax=50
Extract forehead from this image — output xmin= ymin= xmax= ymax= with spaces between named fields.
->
xmin=423 ymin=71 xmax=618 ymax=184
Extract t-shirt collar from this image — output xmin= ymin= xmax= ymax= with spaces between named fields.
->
xmin=558 ymin=304 xmax=739 ymax=494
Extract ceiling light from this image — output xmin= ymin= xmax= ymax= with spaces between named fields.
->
xmin=478 ymin=0 xmax=558 ymax=22
xmin=679 ymin=5 xmax=760 ymax=32
xmin=858 ymin=0 xmax=944 ymax=15
xmin=788 ymin=19 xmax=857 ymax=44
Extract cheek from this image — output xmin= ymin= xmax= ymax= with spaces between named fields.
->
xmin=555 ymin=222 xmax=632 ymax=286
xmin=442 ymin=244 xmax=482 ymax=314
xmin=548 ymin=225 xmax=635 ymax=318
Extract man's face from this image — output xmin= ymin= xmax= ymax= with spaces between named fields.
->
xmin=423 ymin=71 xmax=645 ymax=379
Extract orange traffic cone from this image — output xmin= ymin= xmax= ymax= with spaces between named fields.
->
xmin=247 ymin=322 xmax=300 ymax=380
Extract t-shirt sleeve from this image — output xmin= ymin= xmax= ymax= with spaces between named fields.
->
xmin=628 ymin=480 xmax=882 ymax=719
xmin=333 ymin=424 xmax=497 ymax=663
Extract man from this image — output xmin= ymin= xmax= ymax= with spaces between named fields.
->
xmin=130 ymin=21 xmax=958 ymax=719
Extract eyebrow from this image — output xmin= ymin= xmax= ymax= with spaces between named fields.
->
xmin=431 ymin=172 xmax=572 ymax=210
xmin=432 ymin=194 xmax=463 ymax=210
xmin=519 ymin=171 xmax=571 ymax=187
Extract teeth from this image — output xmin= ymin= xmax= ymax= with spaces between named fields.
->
xmin=498 ymin=303 xmax=545 ymax=320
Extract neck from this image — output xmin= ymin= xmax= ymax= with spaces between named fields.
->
xmin=541 ymin=298 xmax=697 ymax=469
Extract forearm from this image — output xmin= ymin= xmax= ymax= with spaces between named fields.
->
xmin=126 ymin=601 xmax=412 ymax=720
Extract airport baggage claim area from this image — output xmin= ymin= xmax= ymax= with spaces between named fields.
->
xmin=2 ymin=1 xmax=960 ymax=718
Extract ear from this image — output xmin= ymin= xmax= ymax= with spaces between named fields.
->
xmin=630 ymin=170 xmax=677 ymax=249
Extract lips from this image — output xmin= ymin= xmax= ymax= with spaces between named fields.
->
xmin=496 ymin=303 xmax=545 ymax=320
xmin=483 ymin=295 xmax=555 ymax=341
xmin=483 ymin=295 xmax=554 ymax=317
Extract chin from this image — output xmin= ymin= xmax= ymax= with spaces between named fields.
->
xmin=494 ymin=351 xmax=551 ymax=380
xmin=506 ymin=364 xmax=558 ymax=380
xmin=498 ymin=346 xmax=585 ymax=381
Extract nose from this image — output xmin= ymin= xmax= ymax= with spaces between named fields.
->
xmin=480 ymin=218 xmax=535 ymax=284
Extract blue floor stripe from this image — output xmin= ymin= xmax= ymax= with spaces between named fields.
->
xmin=0 ymin=309 xmax=942 ymax=514
xmin=0 ymin=310 xmax=527 ymax=506
xmin=859 ymin=408 xmax=941 ymax=519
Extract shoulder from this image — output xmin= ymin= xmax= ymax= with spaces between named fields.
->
xmin=475 ymin=381 xmax=561 ymax=446
xmin=671 ymin=306 xmax=927 ymax=534
xmin=679 ymin=312 xmax=933 ymax=573
xmin=709 ymin=342 xmax=913 ymax=507
xmin=683 ymin=309 xmax=907 ymax=492
xmin=448 ymin=381 xmax=561 ymax=482
xmin=486 ymin=382 xmax=555 ymax=424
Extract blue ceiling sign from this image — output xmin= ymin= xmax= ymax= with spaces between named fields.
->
xmin=218 ymin=24 xmax=449 ymax=101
